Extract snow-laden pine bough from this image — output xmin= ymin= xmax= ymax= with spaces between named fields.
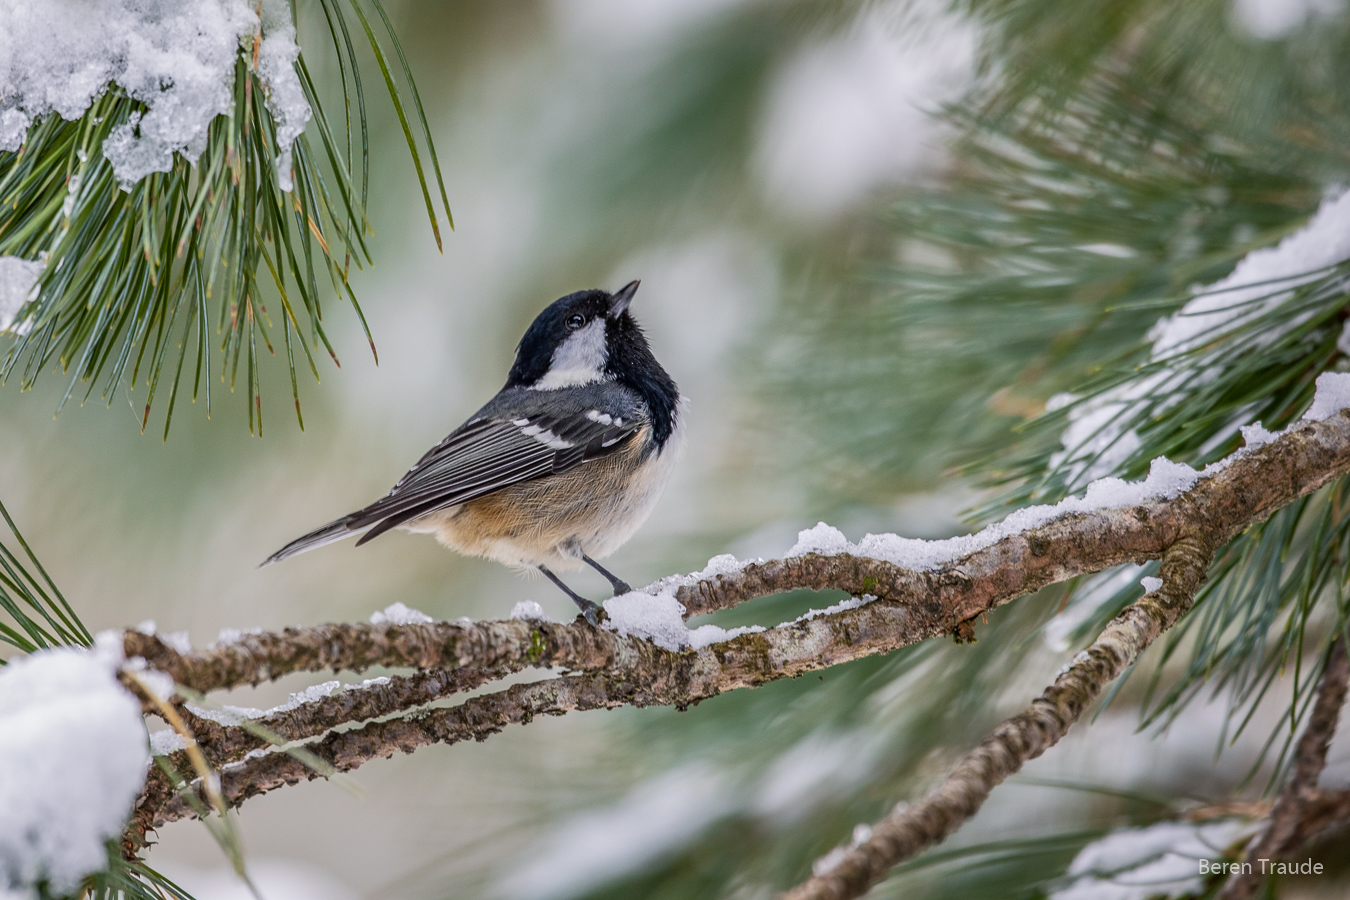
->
xmin=0 ymin=374 xmax=1306 ymax=897
xmin=7 ymin=378 xmax=1350 ymax=897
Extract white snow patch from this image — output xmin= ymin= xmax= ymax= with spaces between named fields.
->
xmin=755 ymin=5 xmax=978 ymax=219
xmin=212 ymin=627 xmax=263 ymax=647
xmin=130 ymin=620 xmax=190 ymax=653
xmin=792 ymin=595 xmax=874 ymax=624
xmin=1048 ymin=390 xmax=1146 ymax=486
xmin=187 ymin=703 xmax=262 ymax=726
xmin=369 ymin=602 xmax=434 ymax=625
xmin=1338 ymin=318 xmax=1350 ymax=356
xmin=1303 ymin=371 xmax=1350 ymax=421
xmin=1078 ymin=243 xmax=1137 ymax=259
xmin=1231 ymin=0 xmax=1345 ymax=40
xmin=687 ymin=622 xmax=766 ymax=650
xmin=1239 ymin=422 xmax=1279 ymax=450
xmin=603 ymin=588 xmax=767 ymax=651
xmin=1049 ymin=819 xmax=1254 ymax=900
xmin=0 ymin=257 xmax=42 ymax=335
xmin=162 ymin=631 xmax=192 ymax=654
xmin=0 ymin=647 xmax=149 ymax=894
xmin=753 ymin=731 xmax=876 ymax=821
xmin=121 ymin=657 xmax=175 ymax=701
xmin=188 ymin=680 xmax=343 ymax=726
xmin=150 ymin=729 xmax=186 ymax=756
xmin=787 ymin=457 xmax=1199 ymax=572
xmin=1151 ymin=189 xmax=1350 ymax=360
xmin=270 ymin=680 xmax=341 ymax=713
xmin=603 ymin=591 xmax=689 ymax=652
xmin=350 ymin=675 xmax=390 ymax=690
xmin=0 ymin=0 xmax=309 ymax=190
xmin=1140 ymin=576 xmax=1163 ymax=593
xmin=255 ymin=0 xmax=311 ymax=191
xmin=497 ymin=764 xmax=733 ymax=900
xmin=646 ymin=553 xmax=750 ymax=597
xmin=510 ymin=600 xmax=551 ymax=623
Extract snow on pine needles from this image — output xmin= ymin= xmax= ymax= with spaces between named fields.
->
xmin=0 ymin=642 xmax=149 ymax=897
xmin=0 ymin=0 xmax=310 ymax=188
xmin=1052 ymin=188 xmax=1350 ymax=488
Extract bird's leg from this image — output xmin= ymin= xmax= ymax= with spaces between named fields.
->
xmin=582 ymin=554 xmax=632 ymax=596
xmin=538 ymin=565 xmax=601 ymax=625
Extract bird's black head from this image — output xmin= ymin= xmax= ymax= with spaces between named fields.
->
xmin=505 ymin=282 xmax=680 ymax=446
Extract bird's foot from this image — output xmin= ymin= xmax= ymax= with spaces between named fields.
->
xmin=575 ymin=598 xmax=603 ymax=627
xmin=540 ymin=564 xmax=606 ymax=626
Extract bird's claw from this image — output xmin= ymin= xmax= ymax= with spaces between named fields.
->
xmin=577 ymin=599 xmax=603 ymax=627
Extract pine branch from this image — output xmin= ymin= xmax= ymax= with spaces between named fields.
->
xmin=0 ymin=0 xmax=449 ymax=437
xmin=783 ymin=538 xmax=1215 ymax=900
xmin=1218 ymin=637 xmax=1350 ymax=900
xmin=118 ymin=408 xmax=1350 ymax=860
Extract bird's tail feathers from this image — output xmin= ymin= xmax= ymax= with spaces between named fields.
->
xmin=260 ymin=517 xmax=366 ymax=567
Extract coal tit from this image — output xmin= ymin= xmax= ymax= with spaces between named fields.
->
xmin=264 ymin=281 xmax=683 ymax=621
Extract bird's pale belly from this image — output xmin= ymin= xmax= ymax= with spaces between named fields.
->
xmin=405 ymin=422 xmax=681 ymax=569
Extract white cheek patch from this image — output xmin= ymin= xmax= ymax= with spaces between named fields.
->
xmin=531 ymin=318 xmax=609 ymax=390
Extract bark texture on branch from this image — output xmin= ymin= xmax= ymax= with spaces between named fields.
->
xmin=124 ymin=412 xmax=1350 ymax=873
xmin=1218 ymin=638 xmax=1350 ymax=900
xmin=151 ymin=674 xmax=616 ymax=827
xmin=124 ymin=415 xmax=1350 ymax=701
xmin=783 ymin=538 xmax=1216 ymax=900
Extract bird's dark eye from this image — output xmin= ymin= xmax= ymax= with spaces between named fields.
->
xmin=566 ymin=314 xmax=586 ymax=330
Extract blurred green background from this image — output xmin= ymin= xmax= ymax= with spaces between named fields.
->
xmin=5 ymin=1 xmax=1350 ymax=898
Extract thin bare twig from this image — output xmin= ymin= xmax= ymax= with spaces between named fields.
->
xmin=1218 ymin=638 xmax=1350 ymax=900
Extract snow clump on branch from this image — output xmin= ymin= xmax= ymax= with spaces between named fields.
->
xmin=0 ymin=0 xmax=311 ymax=189
xmin=617 ymin=371 xmax=1350 ymax=656
xmin=369 ymin=602 xmax=434 ymax=626
xmin=0 ymin=644 xmax=149 ymax=896
xmin=789 ymin=455 xmax=1200 ymax=570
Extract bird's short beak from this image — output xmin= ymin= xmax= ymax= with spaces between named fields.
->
xmin=609 ymin=280 xmax=639 ymax=318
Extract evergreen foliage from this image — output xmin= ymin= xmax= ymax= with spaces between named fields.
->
xmin=0 ymin=0 xmax=449 ymax=438
xmin=0 ymin=500 xmax=88 ymax=654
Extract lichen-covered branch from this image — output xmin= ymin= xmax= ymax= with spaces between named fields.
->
xmin=129 ymin=665 xmax=516 ymax=849
xmin=1218 ymin=637 xmax=1350 ymax=900
xmin=181 ymin=665 xmax=516 ymax=766
xmin=123 ymin=416 xmax=1350 ymax=702
xmin=123 ymin=412 xmax=1350 ymax=862
xmin=148 ymin=673 xmax=618 ymax=829
xmin=782 ymin=538 xmax=1216 ymax=900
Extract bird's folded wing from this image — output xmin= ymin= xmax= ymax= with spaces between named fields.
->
xmin=346 ymin=408 xmax=639 ymax=541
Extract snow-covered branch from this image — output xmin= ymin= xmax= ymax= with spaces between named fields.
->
xmin=120 ymin=379 xmax=1350 ymax=873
